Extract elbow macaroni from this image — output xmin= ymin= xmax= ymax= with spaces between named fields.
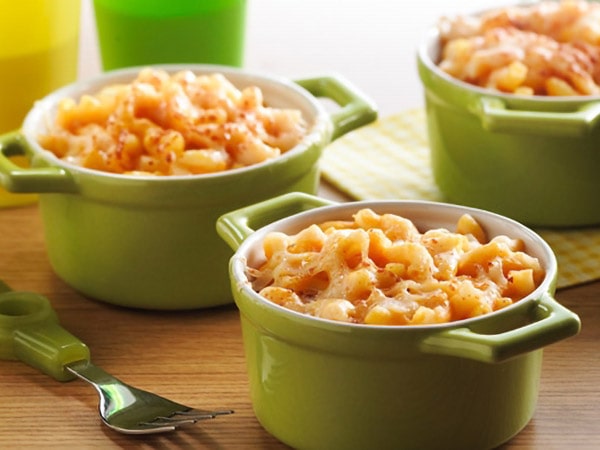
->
xmin=248 ymin=209 xmax=545 ymax=325
xmin=438 ymin=0 xmax=600 ymax=96
xmin=38 ymin=68 xmax=307 ymax=175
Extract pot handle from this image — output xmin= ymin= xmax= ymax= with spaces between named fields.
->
xmin=420 ymin=294 xmax=581 ymax=363
xmin=471 ymin=97 xmax=600 ymax=137
xmin=217 ymin=192 xmax=336 ymax=251
xmin=295 ymin=76 xmax=378 ymax=140
xmin=0 ymin=131 xmax=76 ymax=193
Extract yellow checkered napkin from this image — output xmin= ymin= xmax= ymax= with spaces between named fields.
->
xmin=320 ymin=109 xmax=600 ymax=289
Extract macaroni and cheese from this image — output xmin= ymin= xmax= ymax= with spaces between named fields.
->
xmin=248 ymin=209 xmax=544 ymax=325
xmin=38 ymin=68 xmax=307 ymax=175
xmin=438 ymin=0 xmax=600 ymax=95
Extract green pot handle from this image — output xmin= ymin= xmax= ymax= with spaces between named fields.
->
xmin=0 ymin=280 xmax=90 ymax=381
xmin=217 ymin=192 xmax=336 ymax=251
xmin=295 ymin=76 xmax=378 ymax=140
xmin=420 ymin=294 xmax=581 ymax=363
xmin=0 ymin=131 xmax=77 ymax=193
xmin=472 ymin=97 xmax=600 ymax=137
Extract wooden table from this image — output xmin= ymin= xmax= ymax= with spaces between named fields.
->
xmin=1 ymin=1 xmax=599 ymax=448
xmin=0 ymin=197 xmax=599 ymax=449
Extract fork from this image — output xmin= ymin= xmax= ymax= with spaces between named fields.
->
xmin=65 ymin=360 xmax=233 ymax=434
xmin=0 ymin=281 xmax=233 ymax=434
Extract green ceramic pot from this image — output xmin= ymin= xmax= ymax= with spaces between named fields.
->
xmin=0 ymin=65 xmax=377 ymax=310
xmin=417 ymin=26 xmax=600 ymax=227
xmin=217 ymin=192 xmax=581 ymax=450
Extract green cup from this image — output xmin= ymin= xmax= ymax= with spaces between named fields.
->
xmin=93 ymin=0 xmax=246 ymax=70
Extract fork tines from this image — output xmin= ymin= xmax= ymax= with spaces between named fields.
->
xmin=177 ymin=408 xmax=235 ymax=418
xmin=139 ymin=408 xmax=235 ymax=429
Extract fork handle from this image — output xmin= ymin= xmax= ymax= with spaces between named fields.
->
xmin=0 ymin=290 xmax=90 ymax=382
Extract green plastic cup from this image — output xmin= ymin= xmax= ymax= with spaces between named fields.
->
xmin=93 ymin=0 xmax=246 ymax=70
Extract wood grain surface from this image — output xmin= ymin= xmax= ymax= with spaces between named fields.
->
xmin=0 ymin=201 xmax=598 ymax=449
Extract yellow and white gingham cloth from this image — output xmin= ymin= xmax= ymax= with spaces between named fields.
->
xmin=321 ymin=109 xmax=600 ymax=289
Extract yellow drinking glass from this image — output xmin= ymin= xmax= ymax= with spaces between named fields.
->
xmin=0 ymin=0 xmax=80 ymax=207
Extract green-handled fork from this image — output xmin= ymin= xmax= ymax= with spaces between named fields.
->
xmin=0 ymin=281 xmax=233 ymax=434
